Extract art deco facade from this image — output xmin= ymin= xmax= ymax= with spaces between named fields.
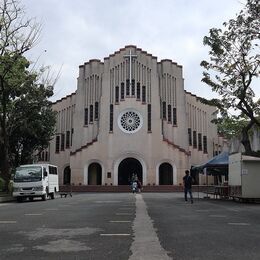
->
xmin=43 ymin=46 xmax=226 ymax=186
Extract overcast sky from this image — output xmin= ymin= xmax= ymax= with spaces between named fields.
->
xmin=21 ymin=0 xmax=247 ymax=102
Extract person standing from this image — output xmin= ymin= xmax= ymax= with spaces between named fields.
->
xmin=137 ymin=179 xmax=142 ymax=193
xmin=183 ymin=170 xmax=193 ymax=203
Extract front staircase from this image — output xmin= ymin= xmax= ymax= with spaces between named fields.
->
xmin=59 ymin=185 xmax=185 ymax=193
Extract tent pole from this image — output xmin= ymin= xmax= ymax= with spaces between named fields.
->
xmin=205 ymin=168 xmax=210 ymax=199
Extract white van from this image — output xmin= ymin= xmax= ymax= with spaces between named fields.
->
xmin=12 ymin=164 xmax=59 ymax=202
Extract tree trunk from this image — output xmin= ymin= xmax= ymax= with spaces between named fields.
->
xmin=0 ymin=89 xmax=11 ymax=191
xmin=0 ymin=142 xmax=11 ymax=192
xmin=241 ymin=121 xmax=254 ymax=155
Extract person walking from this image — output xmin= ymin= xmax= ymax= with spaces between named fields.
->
xmin=183 ymin=170 xmax=193 ymax=203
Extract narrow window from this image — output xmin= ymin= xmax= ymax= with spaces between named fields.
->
xmin=198 ymin=133 xmax=202 ymax=151
xmin=71 ymin=128 xmax=74 ymax=146
xmin=168 ymin=104 xmax=172 ymax=123
xmin=66 ymin=130 xmax=70 ymax=148
xmin=109 ymin=104 xmax=113 ymax=132
xmin=55 ymin=135 xmax=60 ymax=153
xmin=148 ymin=104 xmax=151 ymax=132
xmin=188 ymin=128 xmax=192 ymax=146
xmin=193 ymin=131 xmax=197 ymax=148
xmin=61 ymin=133 xmax=65 ymax=151
xmin=39 ymin=152 xmax=43 ymax=161
xmin=203 ymin=136 xmax=208 ymax=153
xmin=45 ymin=152 xmax=48 ymax=161
xmin=131 ymin=79 xmax=135 ymax=96
xmin=84 ymin=108 xmax=88 ymax=125
xmin=95 ymin=102 xmax=99 ymax=120
xmin=173 ymin=107 xmax=177 ymax=125
xmin=115 ymin=86 xmax=119 ymax=103
xmin=126 ymin=79 xmax=130 ymax=96
xmin=120 ymin=83 xmax=125 ymax=100
xmin=162 ymin=102 xmax=166 ymax=120
xmin=137 ymin=82 xmax=141 ymax=100
xmin=142 ymin=86 xmax=146 ymax=103
xmin=89 ymin=105 xmax=93 ymax=123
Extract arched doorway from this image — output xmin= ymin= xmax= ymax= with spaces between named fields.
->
xmin=118 ymin=158 xmax=142 ymax=185
xmin=63 ymin=166 xmax=71 ymax=185
xmin=88 ymin=163 xmax=102 ymax=185
xmin=159 ymin=163 xmax=173 ymax=185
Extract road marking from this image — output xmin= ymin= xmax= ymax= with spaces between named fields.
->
xmin=25 ymin=213 xmax=42 ymax=216
xmin=45 ymin=208 xmax=58 ymax=211
xmin=109 ymin=220 xmax=131 ymax=223
xmin=100 ymin=233 xmax=131 ymax=236
xmin=116 ymin=213 xmax=133 ymax=215
xmin=95 ymin=201 xmax=122 ymax=203
xmin=209 ymin=215 xmax=227 ymax=218
xmin=196 ymin=209 xmax=210 ymax=212
xmin=0 ymin=220 xmax=17 ymax=224
xmin=228 ymin=222 xmax=250 ymax=226
xmin=129 ymin=194 xmax=171 ymax=260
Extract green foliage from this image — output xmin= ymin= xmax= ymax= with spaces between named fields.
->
xmin=8 ymin=82 xmax=57 ymax=166
xmin=212 ymin=116 xmax=248 ymax=139
xmin=200 ymin=0 xmax=260 ymax=153
xmin=0 ymin=0 xmax=56 ymax=186
xmin=0 ymin=52 xmax=57 ymax=168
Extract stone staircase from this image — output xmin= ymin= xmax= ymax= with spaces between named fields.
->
xmin=59 ymin=185 xmax=185 ymax=193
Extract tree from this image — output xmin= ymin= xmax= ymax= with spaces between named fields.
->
xmin=0 ymin=0 xmax=56 ymax=189
xmin=8 ymin=81 xmax=56 ymax=167
xmin=200 ymin=0 xmax=260 ymax=154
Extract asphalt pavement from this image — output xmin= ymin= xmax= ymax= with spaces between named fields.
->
xmin=0 ymin=192 xmax=259 ymax=260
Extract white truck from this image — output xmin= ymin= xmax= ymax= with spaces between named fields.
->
xmin=12 ymin=164 xmax=59 ymax=202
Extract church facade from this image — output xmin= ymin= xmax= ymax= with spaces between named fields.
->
xmin=46 ymin=46 xmax=226 ymax=187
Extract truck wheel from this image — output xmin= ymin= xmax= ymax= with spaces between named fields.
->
xmin=42 ymin=194 xmax=47 ymax=201
xmin=17 ymin=197 xmax=23 ymax=203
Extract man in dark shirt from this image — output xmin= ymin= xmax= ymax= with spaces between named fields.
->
xmin=183 ymin=170 xmax=193 ymax=203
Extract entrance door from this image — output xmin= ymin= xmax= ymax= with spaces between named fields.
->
xmin=63 ymin=166 xmax=71 ymax=185
xmin=88 ymin=163 xmax=102 ymax=185
xmin=118 ymin=158 xmax=142 ymax=185
xmin=159 ymin=163 xmax=173 ymax=185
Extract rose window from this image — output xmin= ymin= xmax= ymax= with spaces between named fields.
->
xmin=118 ymin=110 xmax=143 ymax=134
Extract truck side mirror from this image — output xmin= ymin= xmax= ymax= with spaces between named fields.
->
xmin=44 ymin=170 xmax=48 ymax=177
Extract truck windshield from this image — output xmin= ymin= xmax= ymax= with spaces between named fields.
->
xmin=14 ymin=166 xmax=42 ymax=182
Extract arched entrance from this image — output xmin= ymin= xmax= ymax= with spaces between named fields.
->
xmin=159 ymin=163 xmax=173 ymax=185
xmin=88 ymin=163 xmax=102 ymax=185
xmin=118 ymin=158 xmax=142 ymax=185
xmin=63 ymin=166 xmax=71 ymax=185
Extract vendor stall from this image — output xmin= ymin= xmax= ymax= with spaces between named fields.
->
xmin=229 ymin=153 xmax=260 ymax=201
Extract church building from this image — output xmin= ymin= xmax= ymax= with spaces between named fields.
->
xmin=46 ymin=45 xmax=226 ymax=187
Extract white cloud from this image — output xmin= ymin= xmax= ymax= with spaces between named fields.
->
xmin=21 ymin=0 xmax=252 ymax=102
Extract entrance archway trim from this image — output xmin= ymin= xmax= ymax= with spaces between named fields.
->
xmin=84 ymin=159 xmax=105 ymax=185
xmin=62 ymin=164 xmax=71 ymax=185
xmin=156 ymin=160 xmax=177 ymax=185
xmin=113 ymin=153 xmax=147 ymax=186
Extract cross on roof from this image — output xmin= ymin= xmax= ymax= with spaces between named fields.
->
xmin=124 ymin=49 xmax=137 ymax=85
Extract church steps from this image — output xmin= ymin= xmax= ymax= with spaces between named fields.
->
xmin=59 ymin=185 xmax=185 ymax=193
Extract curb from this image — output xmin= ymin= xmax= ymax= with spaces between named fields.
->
xmin=0 ymin=196 xmax=15 ymax=203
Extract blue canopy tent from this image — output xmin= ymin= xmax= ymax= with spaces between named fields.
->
xmin=191 ymin=151 xmax=229 ymax=176
xmin=191 ymin=152 xmax=229 ymax=197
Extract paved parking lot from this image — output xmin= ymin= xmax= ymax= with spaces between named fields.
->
xmin=0 ymin=192 xmax=259 ymax=260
